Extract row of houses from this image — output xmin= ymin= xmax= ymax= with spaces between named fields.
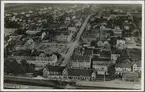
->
xmin=69 ymin=45 xmax=141 ymax=76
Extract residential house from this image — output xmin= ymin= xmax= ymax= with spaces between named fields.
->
xmin=115 ymin=63 xmax=132 ymax=75
xmin=97 ymin=41 xmax=104 ymax=48
xmin=132 ymin=61 xmax=141 ymax=72
xmin=116 ymin=39 xmax=127 ymax=50
xmin=68 ymin=27 xmax=77 ymax=34
xmin=103 ymin=40 xmax=111 ymax=50
xmin=70 ymin=55 xmax=92 ymax=69
xmin=43 ymin=65 xmax=65 ymax=79
xmin=111 ymin=53 xmax=120 ymax=63
xmin=112 ymin=29 xmax=123 ymax=37
xmin=23 ymin=38 xmax=36 ymax=50
xmin=122 ymin=72 xmax=138 ymax=82
xmin=55 ymin=31 xmax=72 ymax=42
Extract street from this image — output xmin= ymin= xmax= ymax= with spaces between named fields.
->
xmin=60 ymin=14 xmax=92 ymax=66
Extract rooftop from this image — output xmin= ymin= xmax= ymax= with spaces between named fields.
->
xmin=71 ymin=55 xmax=91 ymax=62
xmin=68 ymin=68 xmax=93 ymax=77
xmin=45 ymin=65 xmax=65 ymax=74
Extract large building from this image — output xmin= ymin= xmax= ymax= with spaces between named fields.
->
xmin=92 ymin=56 xmax=110 ymax=71
xmin=8 ymin=53 xmax=58 ymax=67
xmin=43 ymin=65 xmax=65 ymax=79
xmin=63 ymin=68 xmax=95 ymax=81
xmin=70 ymin=55 xmax=92 ymax=69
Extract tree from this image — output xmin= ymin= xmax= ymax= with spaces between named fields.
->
xmin=20 ymin=60 xmax=29 ymax=73
xmin=27 ymin=64 xmax=35 ymax=73
xmin=4 ymin=59 xmax=12 ymax=74
xmin=11 ymin=59 xmax=21 ymax=75
xmin=90 ymin=40 xmax=96 ymax=47
xmin=107 ymin=64 xmax=116 ymax=80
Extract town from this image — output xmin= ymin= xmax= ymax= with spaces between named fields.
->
xmin=4 ymin=4 xmax=142 ymax=89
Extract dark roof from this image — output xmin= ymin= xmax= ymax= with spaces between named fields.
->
xmin=83 ymin=49 xmax=93 ymax=56
xmin=92 ymin=57 xmax=110 ymax=61
xmin=120 ymin=49 xmax=130 ymax=58
xmin=100 ymin=50 xmax=111 ymax=57
xmin=131 ymin=61 xmax=141 ymax=67
xmin=68 ymin=69 xmax=93 ymax=77
xmin=128 ymin=49 xmax=141 ymax=60
xmin=46 ymin=65 xmax=65 ymax=73
xmin=12 ymin=49 xmax=32 ymax=56
xmin=49 ymin=31 xmax=69 ymax=36
xmin=93 ymin=48 xmax=101 ymax=54
xmin=115 ymin=63 xmax=131 ymax=68
xmin=71 ymin=55 xmax=91 ymax=62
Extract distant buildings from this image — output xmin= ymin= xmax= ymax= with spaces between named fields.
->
xmin=8 ymin=53 xmax=58 ymax=67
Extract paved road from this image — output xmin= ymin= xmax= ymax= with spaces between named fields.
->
xmin=60 ymin=14 xmax=92 ymax=66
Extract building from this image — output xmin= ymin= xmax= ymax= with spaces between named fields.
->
xmin=70 ymin=55 xmax=91 ymax=69
xmin=122 ymin=72 xmax=138 ymax=82
xmin=103 ymin=40 xmax=111 ymax=50
xmin=55 ymin=31 xmax=72 ymax=42
xmin=63 ymin=68 xmax=94 ymax=81
xmin=92 ymin=56 xmax=110 ymax=71
xmin=68 ymin=27 xmax=77 ymax=34
xmin=115 ymin=63 xmax=132 ymax=75
xmin=100 ymin=49 xmax=111 ymax=58
xmin=43 ymin=65 xmax=65 ymax=79
xmin=83 ymin=49 xmax=93 ymax=57
xmin=116 ymin=39 xmax=127 ymax=50
xmin=8 ymin=53 xmax=58 ymax=67
xmin=112 ymin=29 xmax=123 ymax=37
xmin=111 ymin=51 xmax=120 ymax=63
xmin=93 ymin=48 xmax=101 ymax=56
xmin=97 ymin=41 xmax=104 ymax=48
xmin=132 ymin=61 xmax=141 ymax=72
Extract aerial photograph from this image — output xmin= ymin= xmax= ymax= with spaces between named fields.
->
xmin=2 ymin=2 xmax=143 ymax=91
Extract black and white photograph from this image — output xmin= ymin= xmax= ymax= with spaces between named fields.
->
xmin=1 ymin=1 xmax=144 ymax=91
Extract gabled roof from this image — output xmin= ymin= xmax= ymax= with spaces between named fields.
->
xmin=100 ymin=50 xmax=111 ymax=57
xmin=68 ymin=68 xmax=93 ymax=77
xmin=115 ymin=63 xmax=131 ymax=68
xmin=131 ymin=61 xmax=141 ymax=67
xmin=45 ymin=65 xmax=65 ymax=74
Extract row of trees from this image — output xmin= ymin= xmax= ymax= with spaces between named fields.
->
xmin=4 ymin=59 xmax=35 ymax=75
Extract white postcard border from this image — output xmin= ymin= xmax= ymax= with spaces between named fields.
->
xmin=1 ymin=0 xmax=144 ymax=91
